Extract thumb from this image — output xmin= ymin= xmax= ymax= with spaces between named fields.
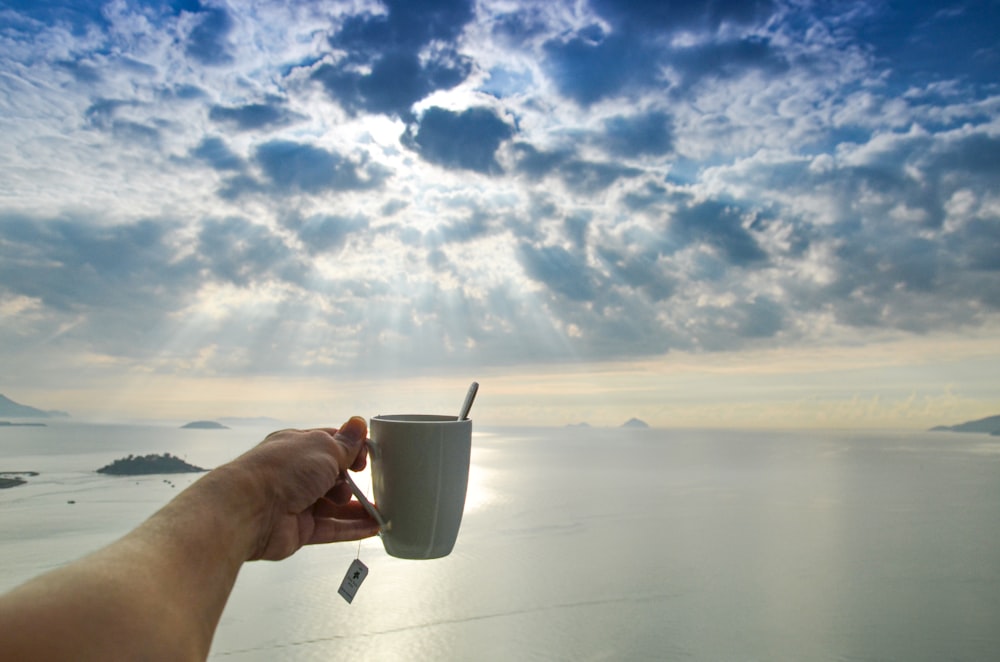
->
xmin=332 ymin=416 xmax=368 ymax=471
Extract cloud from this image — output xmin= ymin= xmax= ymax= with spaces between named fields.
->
xmin=405 ymin=106 xmax=514 ymax=174
xmin=288 ymin=213 xmax=369 ymax=255
xmin=542 ymin=31 xmax=659 ymax=105
xmin=511 ymin=143 xmax=644 ymax=192
xmin=312 ymin=0 xmax=475 ymax=117
xmin=671 ymin=199 xmax=769 ymax=266
xmin=190 ymin=136 xmax=245 ymax=171
xmin=589 ymin=0 xmax=777 ymax=33
xmin=221 ymin=140 xmax=388 ymax=196
xmin=209 ymin=96 xmax=304 ymax=131
xmin=600 ymin=111 xmax=674 ymax=158
xmin=518 ymin=243 xmax=598 ymax=302
xmin=197 ymin=217 xmax=310 ymax=287
xmin=1 ymin=0 xmax=999 ymax=392
xmin=184 ymin=5 xmax=234 ymax=65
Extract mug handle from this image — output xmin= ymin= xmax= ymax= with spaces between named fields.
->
xmin=344 ymin=472 xmax=390 ymax=532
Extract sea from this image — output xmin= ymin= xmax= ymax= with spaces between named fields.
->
xmin=2 ymin=421 xmax=999 ymax=661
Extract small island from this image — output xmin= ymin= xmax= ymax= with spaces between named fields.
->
xmin=0 ymin=421 xmax=47 ymax=427
xmin=97 ymin=453 xmax=207 ymax=476
xmin=181 ymin=420 xmax=229 ymax=430
xmin=622 ymin=418 xmax=650 ymax=429
xmin=0 ymin=471 xmax=39 ymax=489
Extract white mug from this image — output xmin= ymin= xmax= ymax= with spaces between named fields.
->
xmin=352 ymin=414 xmax=472 ymax=559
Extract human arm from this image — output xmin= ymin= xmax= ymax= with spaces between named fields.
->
xmin=0 ymin=416 xmax=379 ymax=661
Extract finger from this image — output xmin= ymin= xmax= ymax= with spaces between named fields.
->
xmin=350 ymin=441 xmax=368 ymax=472
xmin=327 ymin=416 xmax=368 ymax=471
xmin=308 ymin=515 xmax=380 ymax=545
xmin=317 ymin=424 xmax=369 ymax=472
xmin=314 ymin=498 xmax=375 ymax=520
xmin=323 ymin=479 xmax=353 ymax=505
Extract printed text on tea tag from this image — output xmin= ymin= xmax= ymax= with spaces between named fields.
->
xmin=338 ymin=558 xmax=368 ymax=604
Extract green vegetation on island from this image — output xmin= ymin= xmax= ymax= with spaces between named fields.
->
xmin=0 ymin=471 xmax=39 ymax=489
xmin=97 ymin=454 xmax=207 ymax=476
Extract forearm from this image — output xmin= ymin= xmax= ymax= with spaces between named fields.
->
xmin=0 ymin=463 xmax=264 ymax=661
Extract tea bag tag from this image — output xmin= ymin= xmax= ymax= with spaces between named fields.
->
xmin=338 ymin=558 xmax=368 ymax=604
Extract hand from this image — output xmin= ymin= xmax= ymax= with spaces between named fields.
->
xmin=236 ymin=416 xmax=380 ymax=561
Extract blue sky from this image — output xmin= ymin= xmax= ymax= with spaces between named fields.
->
xmin=1 ymin=0 xmax=998 ymax=426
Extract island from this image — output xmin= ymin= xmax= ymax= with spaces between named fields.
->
xmin=181 ymin=420 xmax=229 ymax=429
xmin=930 ymin=414 xmax=1000 ymax=435
xmin=621 ymin=418 xmax=650 ymax=429
xmin=0 ymin=393 xmax=69 ymax=419
xmin=0 ymin=421 xmax=47 ymax=427
xmin=0 ymin=471 xmax=39 ymax=489
xmin=97 ymin=453 xmax=207 ymax=476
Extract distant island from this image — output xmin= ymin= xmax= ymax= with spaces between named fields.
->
xmin=622 ymin=418 xmax=650 ymax=429
xmin=0 ymin=471 xmax=38 ymax=489
xmin=97 ymin=453 xmax=207 ymax=476
xmin=181 ymin=420 xmax=229 ymax=429
xmin=0 ymin=421 xmax=47 ymax=427
xmin=0 ymin=394 xmax=69 ymax=419
xmin=930 ymin=414 xmax=1000 ymax=436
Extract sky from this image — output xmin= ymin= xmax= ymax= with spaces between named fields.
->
xmin=1 ymin=0 xmax=998 ymax=428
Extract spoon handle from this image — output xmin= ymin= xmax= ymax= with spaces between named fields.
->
xmin=459 ymin=381 xmax=479 ymax=420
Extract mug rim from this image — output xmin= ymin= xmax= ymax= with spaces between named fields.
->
xmin=371 ymin=414 xmax=468 ymax=423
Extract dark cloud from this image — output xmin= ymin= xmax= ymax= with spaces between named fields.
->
xmin=190 ymin=136 xmax=245 ymax=171
xmin=84 ymin=98 xmax=135 ymax=130
xmin=208 ymin=96 xmax=304 ymax=131
xmin=596 ymin=246 xmax=676 ymax=302
xmin=313 ymin=50 xmax=472 ymax=119
xmin=405 ymin=107 xmax=514 ymax=174
xmin=560 ymin=160 xmax=643 ymax=193
xmin=288 ymin=213 xmax=368 ymax=255
xmin=670 ymin=36 xmax=789 ymax=87
xmin=542 ymin=32 xmax=659 ymax=105
xmin=589 ymin=0 xmax=777 ymax=33
xmin=330 ymin=0 xmax=473 ymax=57
xmin=82 ymin=98 xmax=162 ymax=145
xmin=0 ymin=214 xmax=198 ymax=327
xmin=197 ymin=217 xmax=310 ymax=287
xmin=164 ymin=83 xmax=206 ymax=100
xmin=54 ymin=59 xmax=102 ymax=83
xmin=185 ymin=6 xmax=234 ymax=65
xmin=247 ymin=140 xmax=388 ymax=195
xmin=512 ymin=143 xmax=643 ymax=192
xmin=518 ymin=243 xmax=598 ymax=302
xmin=600 ymin=112 xmax=674 ymax=158
xmin=672 ymin=200 xmax=769 ymax=266
xmin=313 ymin=0 xmax=474 ymax=117
xmin=542 ymin=9 xmax=786 ymax=104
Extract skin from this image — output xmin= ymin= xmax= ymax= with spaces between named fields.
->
xmin=0 ymin=416 xmax=380 ymax=661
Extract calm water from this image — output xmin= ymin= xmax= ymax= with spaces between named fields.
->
xmin=2 ymin=422 xmax=999 ymax=661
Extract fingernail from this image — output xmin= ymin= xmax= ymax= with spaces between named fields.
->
xmin=335 ymin=416 xmax=367 ymax=444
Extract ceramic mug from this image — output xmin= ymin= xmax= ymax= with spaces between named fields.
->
xmin=351 ymin=414 xmax=472 ymax=560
